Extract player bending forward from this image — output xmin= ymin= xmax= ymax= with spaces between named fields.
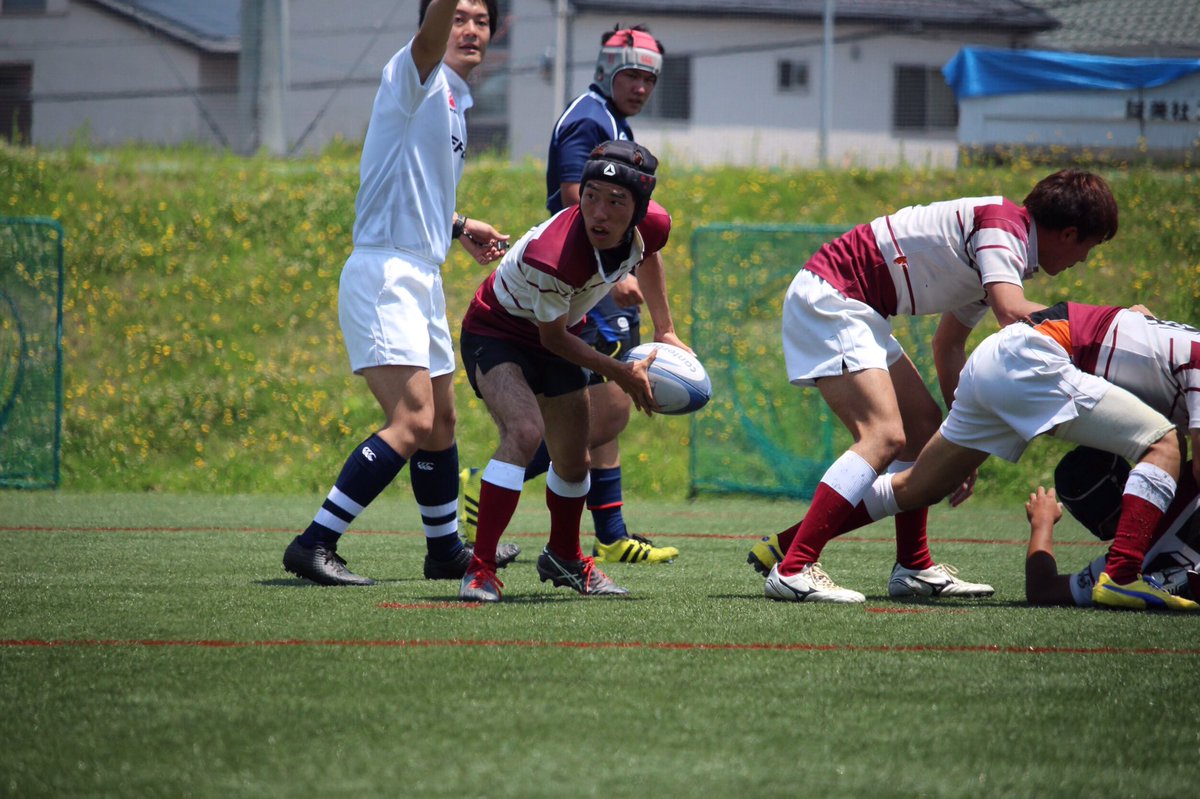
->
xmin=751 ymin=170 xmax=1117 ymax=602
xmin=456 ymin=140 xmax=685 ymax=602
xmin=1024 ymin=447 xmax=1200 ymax=607
xmin=774 ymin=302 xmax=1200 ymax=611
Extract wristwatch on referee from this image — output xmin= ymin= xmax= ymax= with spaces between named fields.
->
xmin=452 ymin=213 xmax=467 ymax=240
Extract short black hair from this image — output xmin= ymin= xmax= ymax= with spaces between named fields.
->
xmin=1024 ymin=169 xmax=1119 ymax=243
xmin=419 ymin=0 xmax=499 ymax=37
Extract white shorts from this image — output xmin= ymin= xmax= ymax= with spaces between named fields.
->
xmin=338 ymin=246 xmax=455 ymax=377
xmin=942 ymin=323 xmax=1133 ymax=462
xmin=781 ymin=269 xmax=903 ymax=386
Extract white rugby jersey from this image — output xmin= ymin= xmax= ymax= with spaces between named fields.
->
xmin=1028 ymin=303 xmax=1200 ymax=430
xmin=806 ymin=196 xmax=1037 ymax=328
xmin=462 ymin=202 xmax=671 ymax=351
xmin=351 ymin=42 xmax=472 ymax=262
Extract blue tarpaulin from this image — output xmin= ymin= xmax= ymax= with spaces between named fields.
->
xmin=943 ymin=47 xmax=1200 ymax=100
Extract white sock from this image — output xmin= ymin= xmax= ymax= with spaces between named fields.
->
xmin=863 ymin=472 xmax=900 ymax=520
xmin=1125 ymin=463 xmax=1176 ymax=512
xmin=821 ymin=450 xmax=878 ymax=504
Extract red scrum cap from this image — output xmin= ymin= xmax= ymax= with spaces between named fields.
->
xmin=594 ymin=26 xmax=664 ymax=99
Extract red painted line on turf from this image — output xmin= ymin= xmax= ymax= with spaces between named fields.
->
xmin=2 ymin=638 xmax=1196 ymax=656
xmin=377 ymin=602 xmax=481 ymax=610
xmin=0 ymin=524 xmax=1103 ymax=548
xmin=865 ymin=607 xmax=972 ymax=615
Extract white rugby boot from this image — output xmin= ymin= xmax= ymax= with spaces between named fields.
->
xmin=764 ymin=563 xmax=865 ymax=604
xmin=888 ymin=563 xmax=993 ymax=598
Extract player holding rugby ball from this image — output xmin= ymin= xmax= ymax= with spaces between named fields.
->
xmin=456 ymin=141 xmax=686 ymax=602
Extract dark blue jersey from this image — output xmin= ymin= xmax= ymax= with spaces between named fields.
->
xmin=546 ymin=86 xmax=634 ymax=214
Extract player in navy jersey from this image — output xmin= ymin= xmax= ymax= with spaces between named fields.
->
xmin=1024 ymin=447 xmax=1200 ymax=608
xmin=792 ymin=303 xmax=1200 ymax=611
xmin=750 ymin=171 xmax=1119 ymax=604
xmin=282 ymin=0 xmax=519 ymax=586
xmin=460 ymin=25 xmax=686 ymax=566
xmin=456 ymin=141 xmax=686 ymax=602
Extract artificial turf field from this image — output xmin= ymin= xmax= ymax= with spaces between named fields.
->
xmin=2 ymin=491 xmax=1196 ymax=798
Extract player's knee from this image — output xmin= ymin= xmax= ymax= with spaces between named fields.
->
xmin=1140 ymin=430 xmax=1183 ymax=476
xmin=426 ymin=404 xmax=457 ymax=446
xmin=502 ymin=421 xmax=546 ymax=463
xmin=875 ymin=427 xmax=907 ymax=464
xmin=551 ymin=452 xmax=590 ymax=482
xmin=406 ymin=415 xmax=436 ymax=448
xmin=434 ymin=401 xmax=457 ymax=431
xmin=592 ymin=407 xmax=631 ymax=445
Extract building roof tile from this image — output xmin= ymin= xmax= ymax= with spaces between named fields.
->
xmin=570 ymin=0 xmax=1056 ymax=31
xmin=1027 ymin=0 xmax=1200 ymax=57
xmin=86 ymin=0 xmax=240 ymax=53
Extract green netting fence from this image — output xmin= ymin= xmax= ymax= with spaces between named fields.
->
xmin=0 ymin=217 xmax=64 ymax=489
xmin=688 ymin=223 xmax=937 ymax=500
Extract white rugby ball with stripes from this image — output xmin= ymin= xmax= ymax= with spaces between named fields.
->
xmin=624 ymin=343 xmax=712 ymax=415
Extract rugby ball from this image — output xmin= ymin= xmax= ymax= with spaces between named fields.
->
xmin=624 ymin=343 xmax=711 ymax=415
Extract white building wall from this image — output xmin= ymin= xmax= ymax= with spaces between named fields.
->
xmin=283 ymin=0 xmax=418 ymax=153
xmin=5 ymin=0 xmax=1089 ymax=166
xmin=508 ymin=0 xmax=1019 ymax=169
xmin=2 ymin=0 xmax=233 ymax=147
xmin=958 ymin=75 xmax=1200 ymax=153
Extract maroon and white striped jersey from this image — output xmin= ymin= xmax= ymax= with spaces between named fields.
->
xmin=1036 ymin=302 xmax=1200 ymax=430
xmin=805 ymin=196 xmax=1037 ymax=327
xmin=462 ymin=201 xmax=670 ymax=350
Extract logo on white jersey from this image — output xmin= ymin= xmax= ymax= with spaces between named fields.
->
xmin=361 ymin=446 xmax=376 ymax=462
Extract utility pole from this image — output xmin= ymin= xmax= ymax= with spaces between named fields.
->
xmin=239 ymin=0 xmax=289 ymax=155
xmin=553 ymin=0 xmax=569 ymax=114
xmin=819 ymin=0 xmax=834 ymax=166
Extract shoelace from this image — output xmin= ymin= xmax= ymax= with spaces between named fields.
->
xmin=629 ymin=533 xmax=655 ymax=546
xmin=469 ymin=565 xmax=503 ymax=590
xmin=580 ymin=556 xmax=601 ymax=593
xmin=934 ymin=563 xmax=960 ymax=579
xmin=807 ymin=562 xmax=839 ymax=589
xmin=625 ymin=538 xmax=652 ymax=556
xmin=323 ymin=549 xmax=350 ymax=570
xmin=1141 ymin=573 xmax=1166 ymax=590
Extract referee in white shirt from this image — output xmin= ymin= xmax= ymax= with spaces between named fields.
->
xmin=283 ymin=0 xmax=516 ymax=586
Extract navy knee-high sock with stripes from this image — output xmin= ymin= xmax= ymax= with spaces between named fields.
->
xmin=410 ymin=443 xmax=467 ymax=560
xmin=298 ymin=433 xmax=405 ymax=549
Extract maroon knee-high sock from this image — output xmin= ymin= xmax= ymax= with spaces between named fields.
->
xmin=779 ymin=485 xmax=873 ymax=574
xmin=473 ymin=481 xmax=521 ymax=569
xmin=895 ymin=507 xmax=935 ymax=570
xmin=777 ymin=502 xmax=875 ymax=554
xmin=1104 ymin=494 xmax=1164 ymax=585
xmin=546 ymin=486 xmax=586 ymax=561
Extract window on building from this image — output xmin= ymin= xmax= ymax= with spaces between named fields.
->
xmin=2 ymin=0 xmax=48 ymax=14
xmin=0 ymin=64 xmax=33 ymax=144
xmin=893 ymin=64 xmax=958 ymax=132
xmin=641 ymin=55 xmax=690 ymax=121
xmin=777 ymin=60 xmax=809 ymax=94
